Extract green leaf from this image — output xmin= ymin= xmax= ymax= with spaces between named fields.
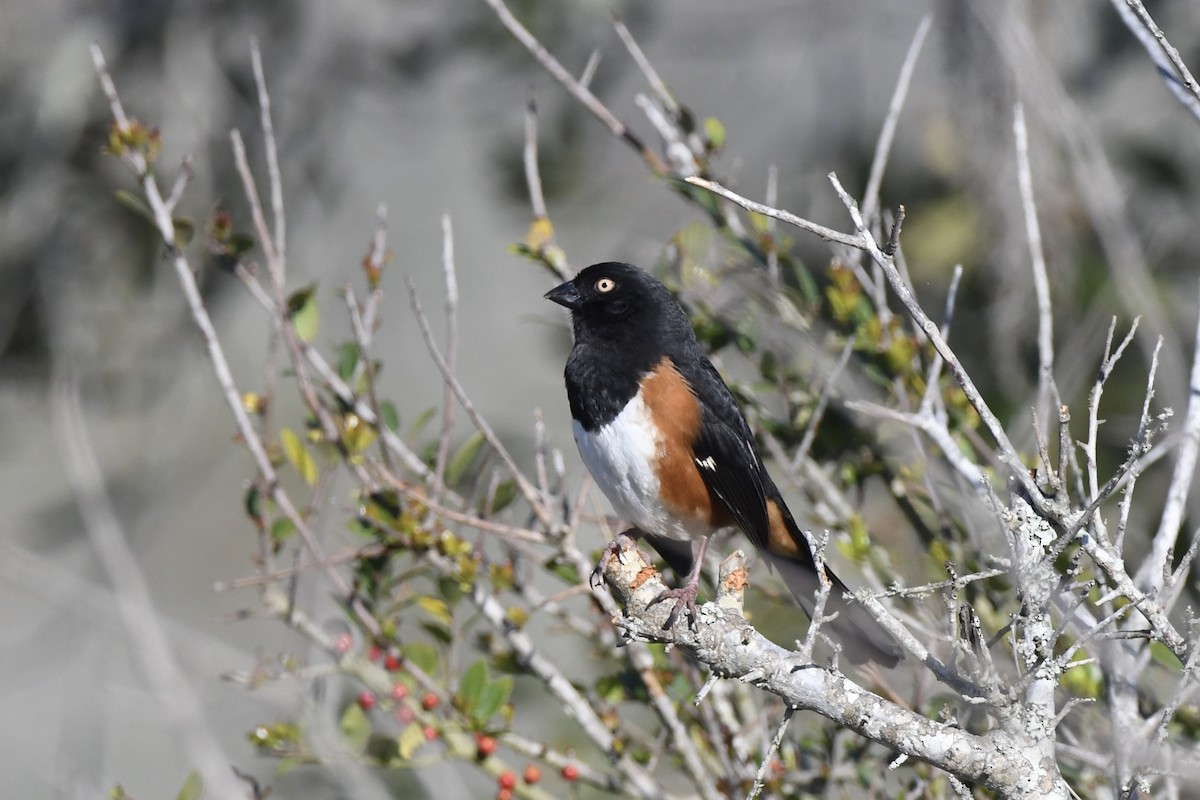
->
xmin=175 ymin=772 xmax=203 ymax=800
xmin=417 ymin=595 xmax=453 ymax=626
xmin=459 ymin=659 xmax=488 ymax=717
xmin=366 ymin=733 xmax=400 ymax=765
xmin=545 ymin=557 xmax=581 ymax=586
xmin=419 ymin=621 xmax=452 ymax=644
xmin=445 ymin=431 xmax=486 ymax=486
xmin=114 ymin=189 xmax=153 ymax=220
xmin=173 ymin=217 xmax=194 ymax=247
xmin=228 ymin=233 xmax=255 ymax=257
xmin=270 ymin=517 xmax=296 ymax=544
xmin=408 ymin=407 xmax=437 ymax=439
xmin=1150 ymin=640 xmax=1184 ymax=671
xmin=276 ymin=756 xmax=302 ymax=775
xmin=340 ymin=702 xmax=371 ymax=752
xmin=379 ymin=401 xmax=400 ymax=432
xmin=244 ymin=484 xmax=262 ymax=521
xmin=286 ymin=284 xmax=320 ymax=344
xmin=703 ymin=116 xmax=726 ymax=151
xmin=397 ymin=723 xmax=425 ymax=760
xmin=338 ymin=342 xmax=360 ymax=381
xmin=437 ymin=576 xmax=465 ymax=604
xmin=474 ymin=675 xmax=512 ymax=723
xmin=402 ymin=641 xmax=439 ymax=675
xmin=280 ymin=427 xmax=319 ymax=486
xmin=486 ymin=480 xmax=518 ymax=514
xmin=596 ymin=674 xmax=628 ymax=703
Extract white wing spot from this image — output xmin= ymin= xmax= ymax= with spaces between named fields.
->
xmin=695 ymin=455 xmax=717 ymax=472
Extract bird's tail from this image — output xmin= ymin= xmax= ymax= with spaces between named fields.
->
xmin=765 ymin=504 xmax=903 ymax=667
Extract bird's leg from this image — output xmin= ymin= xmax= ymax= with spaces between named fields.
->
xmin=590 ymin=527 xmax=643 ymax=589
xmin=647 ymin=535 xmax=710 ymax=630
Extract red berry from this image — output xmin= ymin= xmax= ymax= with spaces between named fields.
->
xmin=561 ymin=764 xmax=579 ymax=782
xmin=523 ymin=764 xmax=541 ymax=784
xmin=421 ymin=692 xmax=439 ymax=711
xmin=357 ymin=691 xmax=377 ymax=711
xmin=395 ymin=706 xmax=415 ymax=724
xmin=367 ymin=644 xmax=382 ymax=661
xmin=332 ymin=632 xmax=353 ymax=654
xmin=423 ymin=725 xmax=438 ymax=741
xmin=476 ymin=735 xmax=497 ymax=758
xmin=496 ymin=791 xmax=512 ymax=800
xmin=384 ymin=653 xmax=402 ymax=671
xmin=390 ymin=683 xmax=408 ymax=701
xmin=498 ymin=772 xmax=517 ymax=790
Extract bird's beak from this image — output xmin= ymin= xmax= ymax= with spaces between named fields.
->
xmin=544 ymin=280 xmax=582 ymax=311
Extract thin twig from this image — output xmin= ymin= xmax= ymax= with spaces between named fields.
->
xmin=1138 ymin=283 xmax=1200 ymax=588
xmin=91 ymin=44 xmax=369 ymax=627
xmin=765 ymin=164 xmax=780 ymax=285
xmin=432 ymin=214 xmax=460 ymax=500
xmin=1014 ymin=100 xmax=1056 ymax=427
xmin=483 ymin=0 xmax=666 ymax=172
xmin=918 ymin=264 xmax=964 ymax=416
xmin=344 ymin=286 xmax=394 ymax=472
xmin=685 ymin=177 xmax=866 ymax=249
xmin=467 ymin=580 xmax=666 ymax=799
xmin=789 ymin=338 xmax=854 ymax=473
xmin=611 ymin=13 xmax=679 ymax=120
xmin=233 ymin=262 xmax=432 ymax=481
xmin=745 ymin=706 xmax=794 ymax=800
xmin=51 ymin=366 xmax=245 ymax=798
xmin=523 ymin=95 xmax=548 ymax=220
xmin=405 ymin=276 xmax=552 ymax=529
xmin=860 ymin=14 xmax=933 ymax=229
xmin=827 ymin=172 xmax=1047 ymax=510
xmin=250 ymin=38 xmax=286 ymax=268
xmin=230 ymin=131 xmax=341 ymax=447
xmin=1109 ymin=0 xmax=1200 ymax=123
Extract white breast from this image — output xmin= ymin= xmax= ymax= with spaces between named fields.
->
xmin=573 ymin=394 xmax=707 ymax=541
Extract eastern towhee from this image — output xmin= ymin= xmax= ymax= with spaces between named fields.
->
xmin=546 ymin=261 xmax=902 ymax=667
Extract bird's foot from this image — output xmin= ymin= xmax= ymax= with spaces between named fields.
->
xmin=590 ymin=531 xmax=641 ymax=589
xmin=647 ymin=580 xmax=701 ymax=630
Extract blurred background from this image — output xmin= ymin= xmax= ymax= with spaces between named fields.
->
xmin=2 ymin=0 xmax=1199 ymax=796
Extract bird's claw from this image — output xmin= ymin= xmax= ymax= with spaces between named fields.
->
xmin=590 ymin=532 xmax=638 ymax=589
xmin=647 ymin=582 xmax=701 ymax=630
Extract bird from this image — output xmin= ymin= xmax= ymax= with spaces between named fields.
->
xmin=545 ymin=261 xmax=902 ymax=667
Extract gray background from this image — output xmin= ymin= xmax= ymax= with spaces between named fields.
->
xmin=2 ymin=0 xmax=1199 ymax=796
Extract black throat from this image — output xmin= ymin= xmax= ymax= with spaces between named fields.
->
xmin=564 ymin=332 xmax=663 ymax=431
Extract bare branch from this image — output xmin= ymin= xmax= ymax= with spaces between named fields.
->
xmin=611 ymin=12 xmax=680 ymax=120
xmin=482 ymin=0 xmax=666 ymax=172
xmin=1138 ymin=283 xmax=1200 ymax=588
xmin=405 ymin=276 xmax=553 ymax=529
xmin=250 ymin=38 xmax=286 ymax=266
xmin=685 ymin=177 xmax=866 ymax=249
xmin=1109 ymin=0 xmax=1200 ymax=123
xmin=860 ymin=14 xmax=933 ymax=228
xmin=745 ymin=706 xmax=793 ymax=800
xmin=601 ymin=546 xmax=1066 ymax=798
xmin=788 ymin=337 xmax=854 ymax=474
xmin=431 ymin=214 xmax=460 ymax=500
xmin=826 ymin=171 xmax=1047 ymax=510
xmin=51 ymin=366 xmax=246 ymax=798
xmin=1013 ymin=100 xmax=1056 ymax=425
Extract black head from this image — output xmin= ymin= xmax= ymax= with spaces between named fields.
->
xmin=544 ymin=262 xmax=689 ymax=343
xmin=546 ymin=262 xmax=699 ymax=429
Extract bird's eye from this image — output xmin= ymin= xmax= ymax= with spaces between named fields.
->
xmin=595 ymin=278 xmax=616 ymax=293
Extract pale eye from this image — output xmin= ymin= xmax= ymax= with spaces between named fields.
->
xmin=595 ymin=278 xmax=616 ymax=293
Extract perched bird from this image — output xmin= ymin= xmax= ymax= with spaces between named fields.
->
xmin=546 ymin=261 xmax=902 ymax=667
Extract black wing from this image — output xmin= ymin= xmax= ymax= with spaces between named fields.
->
xmin=675 ymin=351 xmax=773 ymax=549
